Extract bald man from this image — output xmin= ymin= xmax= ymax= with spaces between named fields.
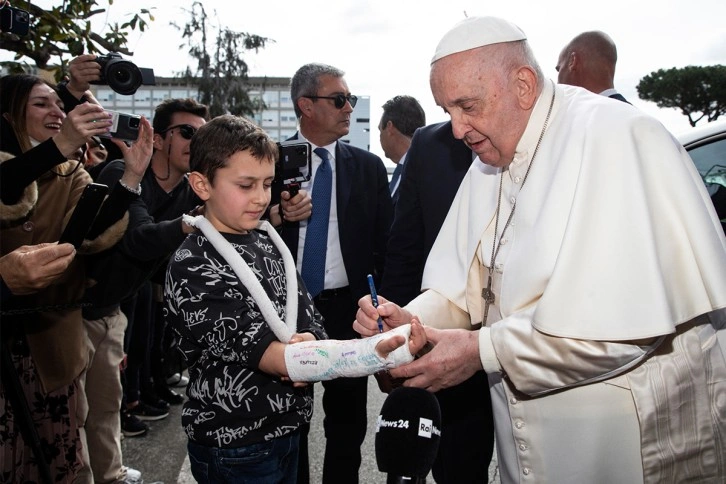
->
xmin=556 ymin=30 xmax=630 ymax=103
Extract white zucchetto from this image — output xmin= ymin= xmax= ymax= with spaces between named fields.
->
xmin=431 ymin=16 xmax=527 ymax=64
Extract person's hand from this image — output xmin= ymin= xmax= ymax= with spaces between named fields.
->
xmin=280 ymin=189 xmax=312 ymax=222
xmin=354 ymin=294 xmax=412 ymax=337
xmin=288 ymin=332 xmax=317 ymax=344
xmin=66 ymin=54 xmax=102 ymax=99
xmin=0 ymin=243 xmax=76 ymax=295
xmin=181 ymin=204 xmax=205 ymax=234
xmin=374 ymin=318 xmax=427 ymax=358
xmin=388 ymin=327 xmax=482 ymax=392
xmin=113 ymin=116 xmax=153 ymax=188
xmin=53 ymin=102 xmax=112 ymax=158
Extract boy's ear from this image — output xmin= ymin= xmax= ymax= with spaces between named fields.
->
xmin=188 ymin=171 xmax=211 ymax=201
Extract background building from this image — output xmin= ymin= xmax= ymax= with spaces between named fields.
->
xmin=92 ymin=76 xmax=372 ymax=150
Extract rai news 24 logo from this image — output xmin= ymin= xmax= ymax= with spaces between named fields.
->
xmin=417 ymin=418 xmax=441 ymax=438
xmin=377 ymin=415 xmax=441 ymax=438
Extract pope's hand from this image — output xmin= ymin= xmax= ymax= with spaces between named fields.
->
xmin=388 ymin=327 xmax=482 ymax=392
xmin=353 ymin=294 xmax=412 ymax=337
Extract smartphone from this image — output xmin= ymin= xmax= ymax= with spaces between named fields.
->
xmin=0 ymin=4 xmax=30 ymax=36
xmin=99 ymin=110 xmax=141 ymax=142
xmin=58 ymin=183 xmax=109 ymax=248
xmin=276 ymin=141 xmax=311 ymax=196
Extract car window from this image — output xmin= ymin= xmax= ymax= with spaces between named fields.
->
xmin=687 ymin=137 xmax=726 ymax=196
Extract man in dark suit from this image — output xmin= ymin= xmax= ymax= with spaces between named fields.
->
xmin=380 ymin=121 xmax=495 ymax=483
xmin=270 ymin=63 xmax=393 ymax=484
xmin=556 ymin=30 xmax=631 ymax=103
xmin=378 ymin=95 xmax=426 ymax=208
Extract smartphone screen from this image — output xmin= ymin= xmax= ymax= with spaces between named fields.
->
xmin=58 ymin=183 xmax=109 ymax=248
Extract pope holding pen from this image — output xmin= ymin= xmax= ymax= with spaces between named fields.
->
xmin=367 ymin=273 xmax=385 ymax=333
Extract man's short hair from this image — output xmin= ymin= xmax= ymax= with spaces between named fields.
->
xmin=153 ymin=98 xmax=210 ymax=135
xmin=190 ymin=114 xmax=278 ymax=184
xmin=380 ymin=95 xmax=426 ymax=137
xmin=290 ymin=63 xmax=345 ymax=118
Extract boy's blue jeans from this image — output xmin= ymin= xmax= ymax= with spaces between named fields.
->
xmin=187 ymin=432 xmax=300 ymax=483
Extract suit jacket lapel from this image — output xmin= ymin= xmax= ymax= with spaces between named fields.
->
xmin=335 ymin=142 xmax=352 ymax=227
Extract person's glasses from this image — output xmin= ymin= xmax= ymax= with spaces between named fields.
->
xmin=161 ymin=124 xmax=197 ymax=140
xmin=304 ymin=93 xmax=358 ymax=109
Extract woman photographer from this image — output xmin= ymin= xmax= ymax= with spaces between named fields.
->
xmin=0 ymin=71 xmax=152 ymax=483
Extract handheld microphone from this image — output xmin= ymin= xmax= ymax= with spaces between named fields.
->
xmin=375 ymin=387 xmax=441 ymax=482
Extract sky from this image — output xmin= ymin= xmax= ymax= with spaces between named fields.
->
xmin=16 ymin=0 xmax=726 ymax=165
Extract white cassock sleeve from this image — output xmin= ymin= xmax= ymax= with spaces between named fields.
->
xmin=481 ymin=305 xmax=663 ymax=396
xmin=406 ymin=289 xmax=661 ymax=397
xmin=405 ymin=290 xmax=471 ymax=330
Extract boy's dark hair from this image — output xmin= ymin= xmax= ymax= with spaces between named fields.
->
xmin=380 ymin=95 xmax=426 ymax=137
xmin=153 ymin=98 xmax=210 ymax=134
xmin=190 ymin=115 xmax=279 ymax=184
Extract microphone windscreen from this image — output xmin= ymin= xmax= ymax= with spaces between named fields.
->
xmin=375 ymin=386 xmax=441 ymax=478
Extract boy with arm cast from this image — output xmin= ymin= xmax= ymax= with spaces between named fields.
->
xmin=164 ymin=114 xmax=424 ymax=483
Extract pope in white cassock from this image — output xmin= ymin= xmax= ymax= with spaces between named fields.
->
xmin=354 ymin=16 xmax=726 ymax=484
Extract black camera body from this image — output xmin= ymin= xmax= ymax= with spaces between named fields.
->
xmin=276 ymin=141 xmax=311 ymax=196
xmin=0 ymin=4 xmax=30 ymax=36
xmin=91 ymin=53 xmax=155 ymax=96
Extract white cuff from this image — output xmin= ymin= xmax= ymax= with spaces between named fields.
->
xmin=478 ymin=327 xmax=501 ymax=373
xmin=405 ymin=290 xmax=471 ymax=330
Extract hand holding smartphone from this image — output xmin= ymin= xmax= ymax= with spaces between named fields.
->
xmin=58 ymin=183 xmax=109 ymax=248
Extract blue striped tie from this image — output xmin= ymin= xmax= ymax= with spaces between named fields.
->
xmin=301 ymin=148 xmax=332 ymax=298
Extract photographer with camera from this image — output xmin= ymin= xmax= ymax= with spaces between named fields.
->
xmin=0 ymin=66 xmax=153 ymax=483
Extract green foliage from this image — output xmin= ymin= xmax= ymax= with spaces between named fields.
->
xmin=0 ymin=0 xmax=154 ymax=81
xmin=173 ymin=1 xmax=271 ymax=118
xmin=637 ymin=65 xmax=726 ymax=127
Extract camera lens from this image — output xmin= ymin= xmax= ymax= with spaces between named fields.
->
xmin=111 ymin=68 xmax=131 ymax=84
xmin=128 ymin=117 xmax=141 ymax=129
xmin=104 ymin=59 xmax=142 ymax=96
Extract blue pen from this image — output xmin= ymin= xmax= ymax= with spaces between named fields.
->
xmin=367 ymin=274 xmax=384 ymax=333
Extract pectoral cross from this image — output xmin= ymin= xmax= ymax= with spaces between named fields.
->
xmin=482 ymin=273 xmax=495 ymax=324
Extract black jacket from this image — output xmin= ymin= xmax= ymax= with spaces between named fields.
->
xmin=381 ymin=121 xmax=473 ymax=305
xmin=83 ymin=161 xmax=200 ymax=315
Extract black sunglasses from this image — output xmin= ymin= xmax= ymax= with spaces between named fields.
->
xmin=161 ymin=124 xmax=197 ymax=140
xmin=304 ymin=93 xmax=358 ymax=109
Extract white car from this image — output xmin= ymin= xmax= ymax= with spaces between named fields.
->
xmin=677 ymin=120 xmax=726 ymax=232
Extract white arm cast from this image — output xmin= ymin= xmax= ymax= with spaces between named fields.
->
xmin=284 ymin=324 xmax=415 ymax=382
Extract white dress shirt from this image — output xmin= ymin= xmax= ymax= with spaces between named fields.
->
xmin=295 ymin=133 xmax=348 ymax=290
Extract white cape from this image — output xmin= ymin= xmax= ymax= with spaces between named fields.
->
xmin=422 ymin=83 xmax=726 ymax=340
